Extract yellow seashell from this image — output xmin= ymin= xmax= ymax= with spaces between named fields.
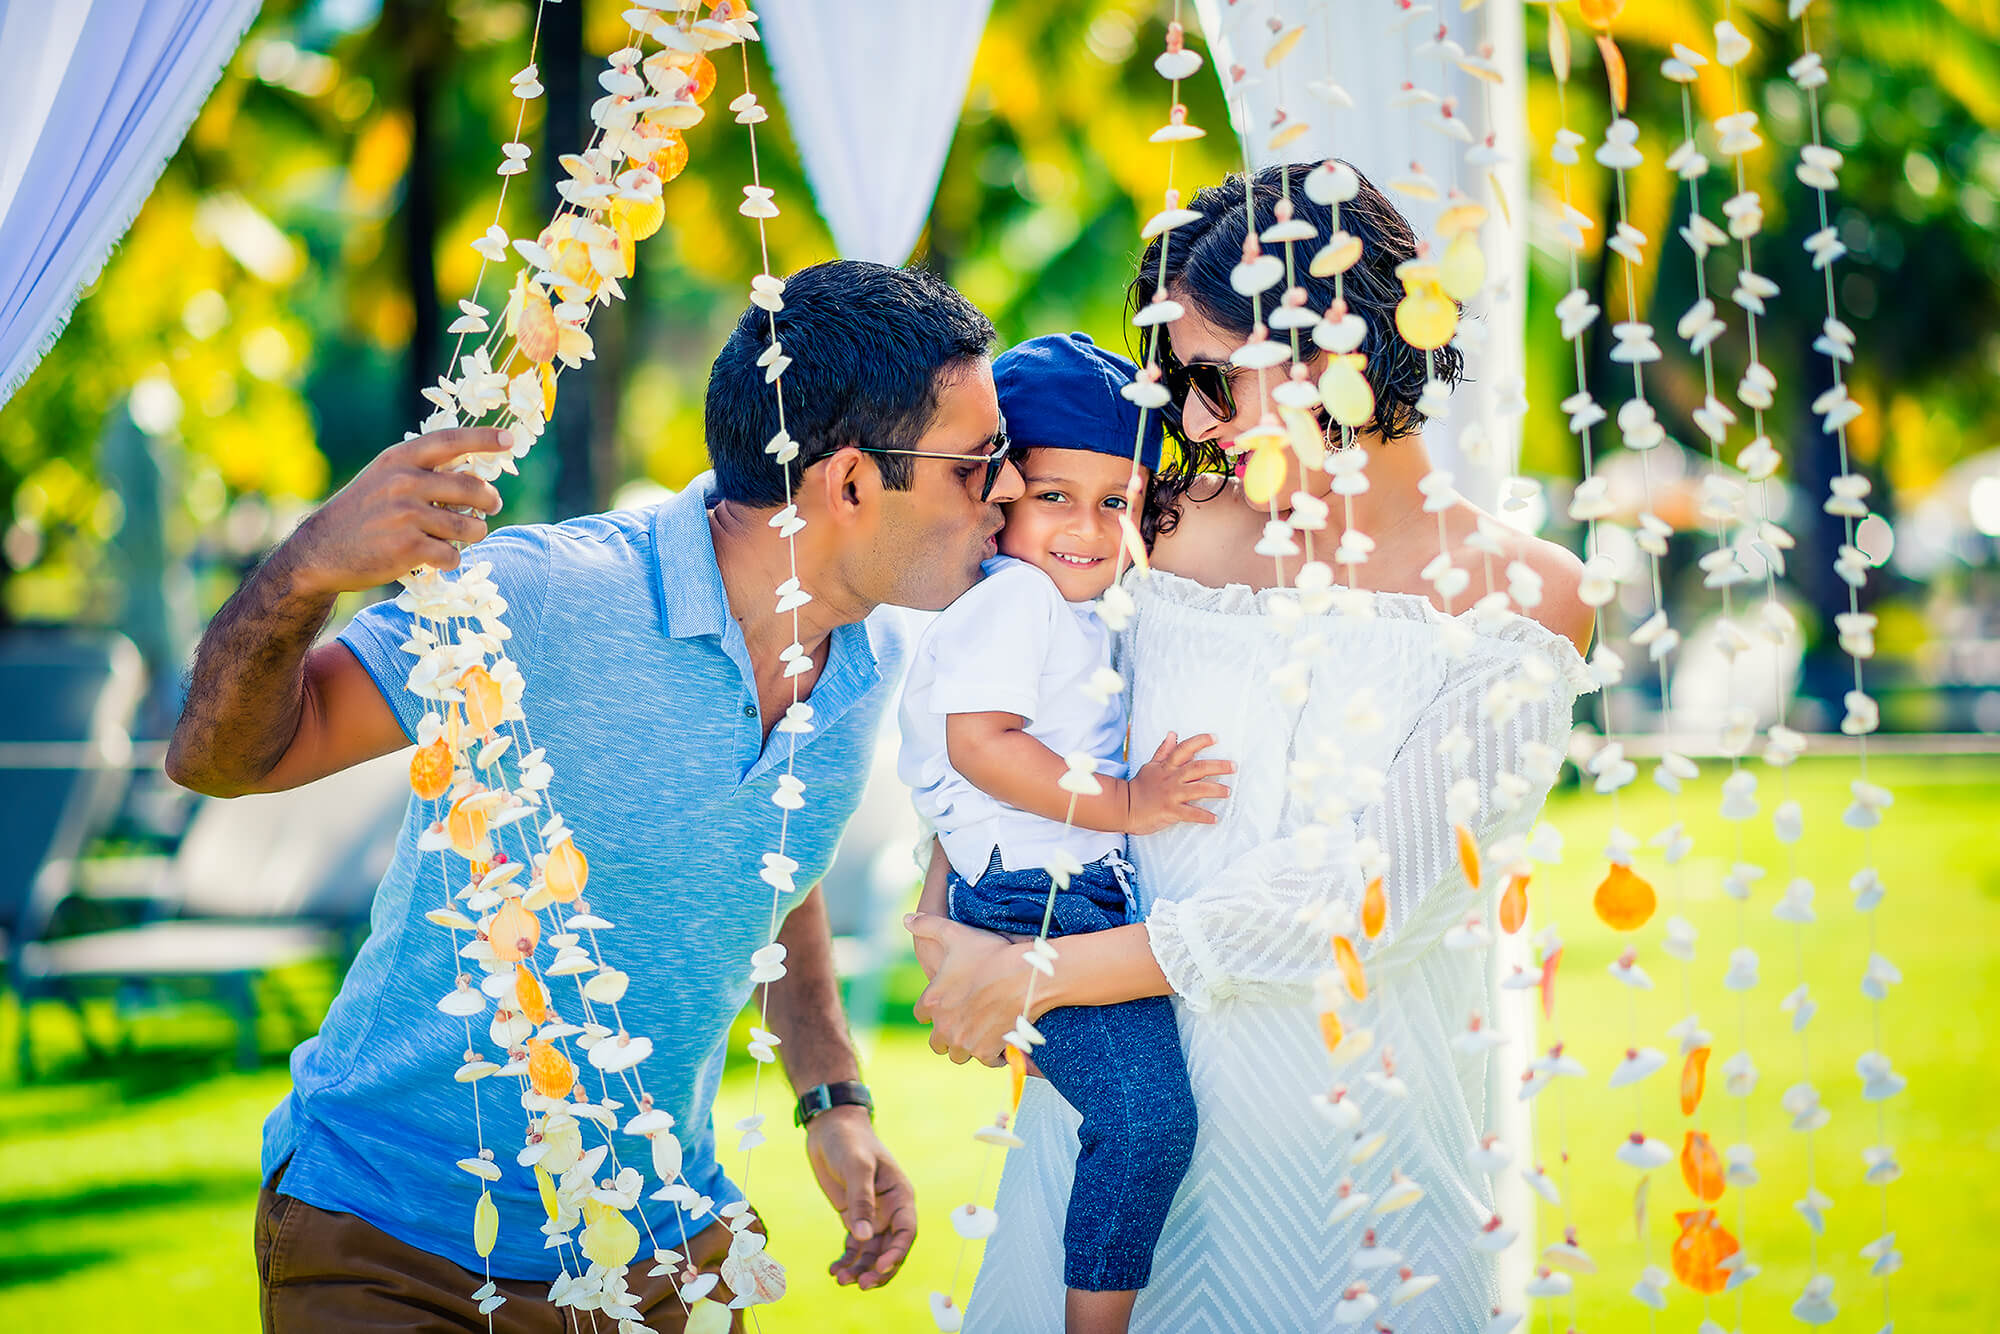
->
xmin=1267 ymin=120 xmax=1311 ymax=152
xmin=686 ymin=1300 xmax=733 ymax=1334
xmin=1308 ymin=232 xmax=1363 ymax=278
xmin=538 ymin=1115 xmax=583 ymax=1175
xmin=1439 ymin=232 xmax=1487 ymax=302
xmin=473 ymin=1190 xmax=498 ymax=1257
xmin=1242 ymin=441 xmax=1289 ymax=507
xmin=614 ymin=194 xmax=666 ymax=243
xmin=1265 ymin=25 xmax=1306 ymax=68
xmin=1280 ymin=405 xmax=1327 ymax=471
xmin=580 ymin=1206 xmax=642 ymax=1269
xmin=535 ymin=1164 xmax=558 ymax=1219
xmin=1395 ymin=284 xmax=1458 ymax=351
xmin=1319 ymin=356 xmax=1375 ymax=428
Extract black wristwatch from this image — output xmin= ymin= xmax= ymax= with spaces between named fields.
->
xmin=795 ymin=1080 xmax=874 ymax=1128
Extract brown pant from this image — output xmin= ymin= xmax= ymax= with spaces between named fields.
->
xmin=256 ymin=1162 xmax=757 ymax=1333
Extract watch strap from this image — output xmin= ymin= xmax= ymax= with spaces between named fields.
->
xmin=795 ymin=1079 xmax=874 ymax=1128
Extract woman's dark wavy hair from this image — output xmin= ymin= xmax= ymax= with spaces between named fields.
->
xmin=1128 ymin=162 xmax=1463 ymax=519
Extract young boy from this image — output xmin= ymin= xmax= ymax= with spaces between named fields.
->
xmin=899 ymin=332 xmax=1232 ymax=1334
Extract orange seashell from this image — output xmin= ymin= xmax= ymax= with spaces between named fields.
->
xmin=1670 ymin=1209 xmax=1738 ymax=1295
xmin=459 ymin=666 xmax=505 ymax=736
xmin=1332 ymin=935 xmax=1367 ymax=1002
xmin=1593 ymin=861 xmax=1656 ymax=931
xmin=656 ymin=49 xmax=717 ymax=103
xmin=526 ymin=1037 xmax=575 ymax=1099
xmin=515 ymin=964 xmax=549 ymax=1025
xmin=644 ymin=127 xmax=689 ymax=183
xmin=1318 ymin=1009 xmax=1345 ymax=1053
xmin=1680 ymin=1046 xmax=1711 ymax=1116
xmin=448 ymin=796 xmax=489 ymax=858
xmin=1498 ymin=871 xmax=1530 ymax=934
xmin=488 ymin=896 xmax=540 ymax=963
xmin=1538 ymin=946 xmax=1562 ymax=1022
xmin=544 ymin=840 xmax=589 ymax=903
xmin=540 ymin=363 xmax=558 ymax=420
xmin=1597 ymin=33 xmax=1629 ymax=113
xmin=1680 ymin=1130 xmax=1726 ymax=1202
xmin=1578 ymin=0 xmax=1625 ymax=30
xmin=516 ymin=283 xmax=560 ymax=365
xmin=1360 ymin=877 xmax=1386 ymax=940
xmin=1455 ymin=824 xmax=1481 ymax=889
xmin=409 ymin=738 xmax=453 ymax=800
xmin=1005 ymin=1044 xmax=1026 ymax=1113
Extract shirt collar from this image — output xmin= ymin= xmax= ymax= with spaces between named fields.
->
xmin=649 ymin=472 xmax=884 ymax=721
xmin=651 ymin=472 xmax=729 ymax=640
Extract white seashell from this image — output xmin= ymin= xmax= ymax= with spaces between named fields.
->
xmin=949 ymin=1203 xmax=998 ymax=1240
xmin=1608 ymin=1048 xmax=1666 ymax=1088
xmin=588 ymin=1034 xmax=653 ymax=1072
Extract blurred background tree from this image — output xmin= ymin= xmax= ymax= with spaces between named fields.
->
xmin=1 ymin=0 xmax=1996 ymax=725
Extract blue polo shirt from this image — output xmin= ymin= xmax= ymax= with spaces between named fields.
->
xmin=262 ymin=473 xmax=904 ymax=1279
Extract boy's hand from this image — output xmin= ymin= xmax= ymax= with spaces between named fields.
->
xmin=1125 ymin=731 xmax=1233 ymax=834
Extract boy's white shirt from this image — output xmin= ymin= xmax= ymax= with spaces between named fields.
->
xmin=897 ymin=555 xmax=1127 ymax=882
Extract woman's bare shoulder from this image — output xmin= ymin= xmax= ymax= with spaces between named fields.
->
xmin=1499 ymin=528 xmax=1593 ymax=655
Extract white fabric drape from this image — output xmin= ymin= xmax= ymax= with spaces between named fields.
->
xmin=1188 ymin=0 xmax=1529 ymax=516
xmin=759 ymin=0 xmax=990 ymax=265
xmin=0 ymin=0 xmax=261 ymax=405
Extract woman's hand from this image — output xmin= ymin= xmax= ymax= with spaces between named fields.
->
xmin=904 ymin=912 xmax=1033 ymax=1067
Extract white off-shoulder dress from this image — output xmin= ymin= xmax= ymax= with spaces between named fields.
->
xmin=965 ymin=570 xmax=1592 ymax=1333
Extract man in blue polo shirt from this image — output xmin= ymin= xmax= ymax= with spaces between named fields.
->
xmin=166 ymin=260 xmax=1023 ymax=1331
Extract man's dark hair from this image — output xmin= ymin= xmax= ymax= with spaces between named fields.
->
xmin=1128 ymin=162 xmax=1464 ymax=483
xmin=705 ymin=259 xmax=996 ymax=507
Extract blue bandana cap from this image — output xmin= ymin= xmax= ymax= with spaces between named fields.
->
xmin=992 ymin=332 xmax=1164 ymax=475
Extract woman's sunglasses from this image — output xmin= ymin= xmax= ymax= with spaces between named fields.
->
xmin=1158 ymin=339 xmax=1238 ymax=429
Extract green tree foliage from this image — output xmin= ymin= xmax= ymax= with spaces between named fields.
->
xmin=0 ymin=0 xmax=1994 ymax=641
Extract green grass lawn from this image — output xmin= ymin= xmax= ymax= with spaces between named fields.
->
xmin=1 ymin=754 xmax=1992 ymax=1331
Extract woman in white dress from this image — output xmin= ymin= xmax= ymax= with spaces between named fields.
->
xmin=909 ymin=164 xmax=1595 ymax=1332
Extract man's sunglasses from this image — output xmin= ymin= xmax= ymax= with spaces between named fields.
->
xmin=855 ymin=418 xmax=1014 ymax=502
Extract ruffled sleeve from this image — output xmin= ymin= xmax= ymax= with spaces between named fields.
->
xmin=1143 ymin=609 xmax=1589 ymax=1011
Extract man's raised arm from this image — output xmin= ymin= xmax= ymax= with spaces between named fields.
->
xmin=166 ymin=429 xmax=506 ymax=797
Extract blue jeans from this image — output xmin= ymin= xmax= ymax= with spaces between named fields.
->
xmin=948 ymin=848 xmax=1197 ymax=1291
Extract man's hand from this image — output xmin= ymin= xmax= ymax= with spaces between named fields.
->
xmin=804 ymin=1106 xmax=917 ymax=1289
xmin=1124 ymin=731 xmax=1233 ymax=835
xmin=165 ymin=427 xmax=510 ymax=797
xmin=275 ymin=428 xmax=508 ymax=598
xmin=906 ymin=912 xmax=1029 ymax=1067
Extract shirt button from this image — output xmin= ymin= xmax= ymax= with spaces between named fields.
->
xmin=743 ymin=703 xmax=758 ymax=718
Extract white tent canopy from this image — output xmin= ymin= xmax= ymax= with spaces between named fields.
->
xmin=759 ymin=0 xmax=993 ymax=266
xmin=0 ymin=0 xmax=262 ymax=406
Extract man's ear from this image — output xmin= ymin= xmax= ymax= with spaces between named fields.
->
xmin=812 ymin=444 xmax=872 ymax=521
